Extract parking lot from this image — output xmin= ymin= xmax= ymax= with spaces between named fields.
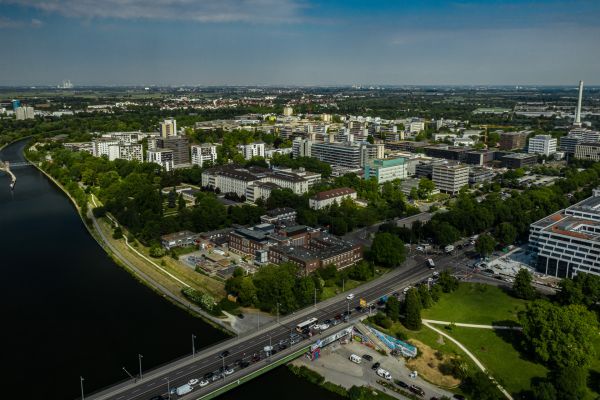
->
xmin=291 ymin=340 xmax=453 ymax=399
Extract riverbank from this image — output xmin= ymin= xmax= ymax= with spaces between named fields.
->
xmin=24 ymin=147 xmax=235 ymax=336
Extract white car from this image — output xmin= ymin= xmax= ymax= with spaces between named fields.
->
xmin=224 ymin=368 xmax=234 ymax=376
xmin=199 ymin=380 xmax=209 ymax=387
xmin=188 ymin=378 xmax=199 ymax=386
xmin=403 ymin=286 xmax=411 ymax=294
xmin=416 ymin=246 xmax=424 ymax=252
xmin=318 ymin=323 xmax=330 ymax=331
xmin=346 ymin=293 xmax=355 ymax=300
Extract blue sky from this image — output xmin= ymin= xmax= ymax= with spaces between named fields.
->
xmin=1 ymin=0 xmax=599 ymax=86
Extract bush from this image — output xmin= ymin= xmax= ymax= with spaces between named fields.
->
xmin=112 ymin=226 xmax=123 ymax=239
xmin=149 ymin=244 xmax=166 ymax=258
xmin=373 ymin=312 xmax=393 ymax=329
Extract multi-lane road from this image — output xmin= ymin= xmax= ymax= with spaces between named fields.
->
xmin=88 ymin=250 xmax=465 ymax=400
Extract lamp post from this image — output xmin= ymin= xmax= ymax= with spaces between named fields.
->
xmin=166 ymin=377 xmax=171 ymax=400
xmin=192 ymin=334 xmax=196 ymax=358
xmin=276 ymin=302 xmax=280 ymax=324
xmin=138 ymin=354 xmax=143 ymax=380
xmin=80 ymin=376 xmax=85 ymax=400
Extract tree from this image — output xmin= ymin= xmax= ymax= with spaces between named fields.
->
xmin=404 ymin=288 xmax=422 ymax=330
xmin=167 ymin=187 xmax=177 ymax=208
xmin=512 ymin=269 xmax=536 ymax=300
xmin=556 ymin=272 xmax=600 ymax=308
xmin=531 ymin=380 xmax=557 ymax=400
xmin=385 ymin=296 xmax=400 ymax=321
xmin=418 ymin=178 xmax=435 ymax=199
xmin=437 ymin=270 xmax=459 ymax=293
xmin=495 ymin=222 xmax=517 ymax=245
xmin=112 ymin=226 xmax=123 ymax=239
xmin=418 ymin=284 xmax=433 ymax=308
xmin=177 ymin=193 xmax=186 ymax=211
xmin=369 ymin=232 xmax=406 ymax=268
xmin=551 ymin=366 xmax=588 ymax=400
xmin=475 ymin=234 xmax=496 ymax=257
xmin=461 ymin=371 xmax=502 ymax=400
xmin=149 ymin=244 xmax=165 ymax=258
xmin=430 ymin=284 xmax=443 ymax=302
xmin=519 ymin=300 xmax=598 ymax=368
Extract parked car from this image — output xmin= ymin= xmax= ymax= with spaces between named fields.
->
xmin=376 ymin=368 xmax=392 ymax=380
xmin=371 ymin=362 xmax=381 ymax=370
xmin=199 ymin=380 xmax=209 ymax=387
xmin=409 ymin=385 xmax=425 ymax=396
xmin=362 ymin=354 xmax=373 ymax=361
xmin=240 ymin=361 xmax=250 ymax=368
xmin=346 ymin=293 xmax=355 ymax=300
xmin=188 ymin=378 xmax=199 ymax=386
xmin=203 ymin=372 xmax=214 ymax=380
xmin=219 ymin=350 xmax=230 ymax=358
xmin=224 ymin=367 xmax=234 ymax=376
xmin=395 ymin=379 xmax=409 ymax=389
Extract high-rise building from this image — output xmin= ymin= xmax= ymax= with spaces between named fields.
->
xmin=283 ymin=106 xmax=294 ymax=116
xmin=528 ymin=135 xmax=557 ymax=156
xmin=156 ymin=136 xmax=190 ymax=166
xmin=147 ymin=149 xmax=174 ymax=171
xmin=364 ymin=157 xmax=408 ymax=184
xmin=499 ymin=131 xmax=530 ymax=150
xmin=11 ymin=99 xmax=21 ymax=111
xmin=15 ymin=106 xmax=35 ymax=120
xmin=159 ymin=118 xmax=177 ymax=138
xmin=432 ymin=163 xmax=469 ymax=195
xmin=292 ymin=138 xmax=312 ymax=158
xmin=574 ymin=80 xmax=584 ymax=128
xmin=92 ymin=138 xmax=120 ymax=157
xmin=574 ymin=143 xmax=600 ymax=161
xmin=191 ymin=144 xmax=218 ymax=167
xmin=237 ymin=142 xmax=265 ymax=160
xmin=310 ymin=142 xmax=381 ymax=168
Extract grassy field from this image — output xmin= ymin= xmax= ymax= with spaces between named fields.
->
xmin=448 ymin=327 xmax=548 ymax=395
xmin=320 ymin=267 xmax=391 ymax=301
xmin=422 ymin=283 xmax=528 ymax=325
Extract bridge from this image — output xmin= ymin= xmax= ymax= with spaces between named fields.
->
xmin=0 ymin=159 xmax=28 ymax=189
xmin=85 ymin=249 xmax=466 ymax=400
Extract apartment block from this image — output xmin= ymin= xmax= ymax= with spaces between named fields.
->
xmin=499 ymin=131 xmax=530 ymax=150
xmin=147 ymin=149 xmax=174 ymax=171
xmin=237 ymin=142 xmax=265 ymax=160
xmin=432 ymin=163 xmax=469 ymax=194
xmin=191 ymin=144 xmax=218 ymax=167
xmin=309 ymin=187 xmax=357 ymax=210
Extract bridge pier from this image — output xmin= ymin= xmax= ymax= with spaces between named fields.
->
xmin=0 ymin=160 xmax=17 ymax=189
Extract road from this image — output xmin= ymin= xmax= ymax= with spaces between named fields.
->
xmin=343 ymin=212 xmax=433 ymax=247
xmin=87 ymin=249 xmax=467 ymax=400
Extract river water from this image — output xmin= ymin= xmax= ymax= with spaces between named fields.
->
xmin=0 ymin=139 xmax=342 ymax=400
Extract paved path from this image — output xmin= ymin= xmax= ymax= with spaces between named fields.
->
xmin=423 ymin=319 xmax=523 ymax=330
xmin=422 ymin=321 xmax=514 ymax=400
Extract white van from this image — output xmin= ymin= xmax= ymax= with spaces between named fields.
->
xmin=376 ymin=368 xmax=392 ymax=380
xmin=349 ymin=354 xmax=362 ymax=364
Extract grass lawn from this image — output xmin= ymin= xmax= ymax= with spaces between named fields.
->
xmin=422 ymin=283 xmax=528 ymax=325
xmin=447 ymin=327 xmax=548 ymax=395
xmin=320 ymin=267 xmax=391 ymax=301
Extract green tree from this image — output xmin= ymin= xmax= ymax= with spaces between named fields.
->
xmin=237 ymin=277 xmax=257 ymax=307
xmin=369 ymin=232 xmax=406 ymax=268
xmin=385 ymin=296 xmax=400 ymax=321
xmin=404 ymin=287 xmax=422 ymax=330
xmin=112 ymin=226 xmax=123 ymax=239
xmin=512 ymin=269 xmax=536 ymax=300
xmin=531 ymin=381 xmax=557 ymax=400
xmin=551 ymin=366 xmax=588 ymax=400
xmin=177 ymin=193 xmax=186 ymax=211
xmin=418 ymin=178 xmax=435 ymax=199
xmin=418 ymin=284 xmax=433 ymax=308
xmin=167 ymin=187 xmax=177 ymax=208
xmin=437 ymin=270 xmax=459 ymax=293
xmin=430 ymin=284 xmax=443 ymax=302
xmin=519 ymin=300 xmax=598 ymax=368
xmin=475 ymin=234 xmax=496 ymax=257
xmin=149 ymin=244 xmax=165 ymax=258
xmin=461 ymin=371 xmax=502 ymax=400
xmin=495 ymin=222 xmax=517 ymax=245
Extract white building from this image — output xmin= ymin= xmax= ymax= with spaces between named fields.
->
xmin=309 ymin=187 xmax=357 ymax=210
xmin=292 ymin=137 xmax=313 ymax=158
xmin=191 ymin=144 xmax=218 ymax=167
xmin=408 ymin=120 xmax=425 ymax=134
xmin=432 ymin=164 xmax=469 ymax=195
xmin=92 ymin=138 xmax=120 ymax=158
xmin=529 ymin=187 xmax=600 ymax=278
xmin=15 ymin=106 xmax=35 ymax=120
xmin=159 ymin=118 xmax=177 ymax=138
xmin=528 ymin=135 xmax=557 ymax=156
xmin=147 ymin=149 xmax=174 ymax=171
xmin=116 ymin=144 xmax=144 ymax=162
xmin=237 ymin=142 xmax=265 ymax=160
xmin=283 ymin=106 xmax=294 ymax=116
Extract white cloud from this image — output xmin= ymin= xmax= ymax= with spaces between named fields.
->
xmin=2 ymin=0 xmax=307 ymax=23
xmin=0 ymin=15 xmax=43 ymax=28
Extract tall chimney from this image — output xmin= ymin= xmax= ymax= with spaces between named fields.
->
xmin=574 ymin=80 xmax=584 ymax=127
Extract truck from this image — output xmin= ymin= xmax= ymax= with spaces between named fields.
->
xmin=444 ymin=245 xmax=454 ymax=253
xmin=176 ymin=384 xmax=193 ymax=396
xmin=376 ymin=368 xmax=392 ymax=380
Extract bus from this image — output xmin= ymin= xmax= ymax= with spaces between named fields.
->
xmin=426 ymin=258 xmax=435 ymax=269
xmin=296 ymin=317 xmax=318 ymax=333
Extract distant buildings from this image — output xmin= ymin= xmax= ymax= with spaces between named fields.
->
xmin=147 ymin=148 xmax=174 ymax=171
xmin=499 ymin=131 xmax=530 ymax=150
xmin=160 ymin=231 xmax=199 ymax=250
xmin=560 ymin=128 xmax=600 ymax=156
xmin=309 ymin=187 xmax=357 ymax=210
xmin=310 ymin=142 xmax=384 ymax=169
xmin=155 ymin=136 xmax=190 ymax=166
xmin=237 ymin=142 xmax=265 ymax=160
xmin=575 ymin=143 xmax=600 ymax=162
xmin=191 ymin=144 xmax=218 ymax=167
xmin=528 ymin=135 xmax=557 ymax=156
xmin=432 ymin=164 xmax=469 ymax=195
xmin=283 ymin=106 xmax=294 ymax=116
xmin=529 ymin=187 xmax=600 ymax=278
xmin=501 ymin=153 xmax=537 ymax=169
xmin=15 ymin=106 xmax=35 ymax=120
xmin=160 ymin=118 xmax=177 ymax=138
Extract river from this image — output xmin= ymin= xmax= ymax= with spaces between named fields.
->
xmin=0 ymin=139 xmax=342 ymax=400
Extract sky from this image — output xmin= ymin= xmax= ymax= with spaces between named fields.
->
xmin=1 ymin=0 xmax=599 ymax=86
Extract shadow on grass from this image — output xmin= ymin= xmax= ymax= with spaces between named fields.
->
xmin=588 ymin=369 xmax=600 ymax=394
xmin=491 ymin=323 xmax=538 ymax=365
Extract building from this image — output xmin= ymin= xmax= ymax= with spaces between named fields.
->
xmin=160 ymin=118 xmax=177 ymax=138
xmin=147 ymin=149 xmax=174 ymax=171
xmin=311 ymin=142 xmax=383 ymax=169
xmin=432 ymin=164 xmax=469 ymax=195
xmin=309 ymin=187 xmax=357 ymax=210
xmin=292 ymin=137 xmax=312 ymax=158
xmin=156 ymin=136 xmax=190 ymax=166
xmin=92 ymin=138 xmax=120 ymax=158
xmin=364 ymin=157 xmax=408 ymax=184
xmin=575 ymin=143 xmax=600 ymax=161
xmin=560 ymin=129 xmax=600 ymax=155
xmin=111 ymin=143 xmax=143 ymax=162
xmin=529 ymin=187 xmax=600 ymax=278
xmin=191 ymin=144 xmax=218 ymax=167
xmin=260 ymin=208 xmax=297 ymax=225
xmin=499 ymin=131 xmax=530 ymax=150
xmin=385 ymin=141 xmax=429 ymax=152
xmin=528 ymin=135 xmax=557 ymax=156
xmin=501 ymin=153 xmax=537 ymax=169
xmin=237 ymin=142 xmax=265 ymax=160
xmin=469 ymin=167 xmax=495 ymax=184
xmin=160 ymin=231 xmax=199 ymax=250
xmin=228 ymin=226 xmax=273 ymax=256
xmin=465 ymin=150 xmax=496 ymax=166
xmin=573 ymin=80 xmax=584 ymax=128
xmin=283 ymin=106 xmax=294 ymax=116
xmin=15 ymin=106 xmax=35 ymax=120
xmin=423 ymin=145 xmax=468 ymax=162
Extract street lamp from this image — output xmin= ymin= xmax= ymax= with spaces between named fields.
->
xmin=276 ymin=302 xmax=280 ymax=324
xmin=138 ymin=354 xmax=143 ymax=380
xmin=166 ymin=377 xmax=171 ymax=400
xmin=192 ymin=334 xmax=196 ymax=358
xmin=80 ymin=376 xmax=85 ymax=400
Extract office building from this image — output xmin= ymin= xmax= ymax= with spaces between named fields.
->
xmin=15 ymin=106 xmax=35 ymax=120
xmin=159 ymin=118 xmax=177 ymax=138
xmin=465 ymin=150 xmax=496 ymax=166
xmin=560 ymin=129 xmax=600 ymax=155
xmin=501 ymin=153 xmax=537 ymax=169
xmin=499 ymin=131 xmax=530 ymax=150
xmin=432 ymin=164 xmax=469 ymax=195
xmin=292 ymin=137 xmax=313 ymax=158
xmin=237 ymin=142 xmax=265 ymax=160
xmin=11 ymin=99 xmax=20 ymax=111
xmin=147 ymin=149 xmax=174 ymax=171
xmin=423 ymin=145 xmax=468 ymax=162
xmin=309 ymin=187 xmax=357 ymax=210
xmin=311 ymin=142 xmax=382 ymax=169
xmin=528 ymin=135 xmax=557 ymax=156
xmin=191 ymin=144 xmax=218 ymax=167
xmin=575 ymin=143 xmax=600 ymax=161
xmin=156 ymin=136 xmax=190 ymax=166
xmin=364 ymin=157 xmax=408 ymax=184
xmin=529 ymin=187 xmax=600 ymax=278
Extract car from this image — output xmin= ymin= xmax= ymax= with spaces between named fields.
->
xmin=199 ymin=380 xmax=209 ymax=387
xmin=334 ymin=314 xmax=343 ymax=320
xmin=343 ymin=310 xmax=352 ymax=316
xmin=323 ymin=319 xmax=332 ymax=325
xmin=346 ymin=293 xmax=355 ymax=300
xmin=453 ymin=395 xmax=466 ymax=400
xmin=278 ymin=343 xmax=288 ymax=350
xmin=219 ymin=350 xmax=230 ymax=358
xmin=409 ymin=385 xmax=425 ymax=396
xmin=403 ymin=286 xmax=411 ymax=294
xmin=416 ymin=246 xmax=424 ymax=252
xmin=211 ymin=374 xmax=222 ymax=382
xmin=331 ymin=319 xmax=340 ymax=326
xmin=240 ymin=361 xmax=250 ymax=368
xmin=355 ymin=305 xmax=363 ymax=312
xmin=395 ymin=380 xmax=409 ymax=389
xmin=362 ymin=354 xmax=373 ymax=361
xmin=203 ymin=372 xmax=214 ymax=380
xmin=237 ymin=313 xmax=245 ymax=319
xmin=392 ymin=291 xmax=400 ymax=297
xmin=318 ymin=323 xmax=330 ymax=331
xmin=252 ymin=353 xmax=261 ymax=362
xmin=188 ymin=378 xmax=199 ymax=386
xmin=371 ymin=362 xmax=381 ymax=370
xmin=224 ymin=368 xmax=234 ymax=376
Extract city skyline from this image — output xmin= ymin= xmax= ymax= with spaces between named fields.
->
xmin=1 ymin=0 xmax=599 ymax=86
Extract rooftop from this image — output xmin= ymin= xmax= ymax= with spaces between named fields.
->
xmin=311 ymin=187 xmax=356 ymax=201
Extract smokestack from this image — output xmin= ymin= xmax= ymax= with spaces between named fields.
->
xmin=574 ymin=80 xmax=584 ymax=127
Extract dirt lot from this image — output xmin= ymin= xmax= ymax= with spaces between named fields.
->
xmin=406 ymin=339 xmax=461 ymax=388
